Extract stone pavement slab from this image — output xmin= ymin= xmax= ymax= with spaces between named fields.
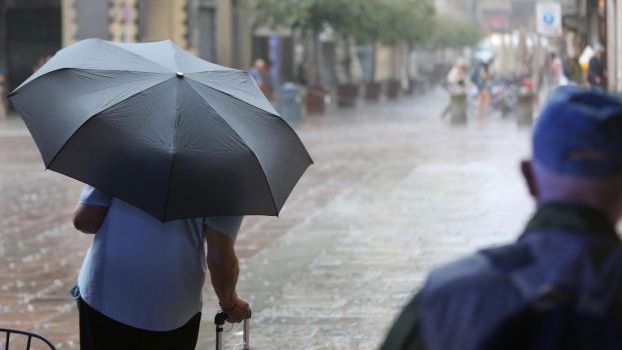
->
xmin=0 ymin=90 xmax=532 ymax=349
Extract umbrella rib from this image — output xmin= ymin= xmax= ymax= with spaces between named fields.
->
xmin=45 ymin=77 xmax=176 ymax=170
xmin=185 ymin=72 xmax=277 ymax=116
xmin=183 ymin=81 xmax=279 ymax=216
xmin=185 ymin=79 xmax=314 ymax=213
xmin=190 ymin=81 xmax=314 ymax=167
xmin=9 ymin=68 xmax=171 ymax=98
xmin=161 ymin=80 xmax=182 ymax=220
xmin=10 ymin=39 xmax=173 ymax=95
xmin=246 ymin=148 xmax=279 ymax=216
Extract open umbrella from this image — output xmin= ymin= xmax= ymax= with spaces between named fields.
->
xmin=9 ymin=38 xmax=312 ymax=221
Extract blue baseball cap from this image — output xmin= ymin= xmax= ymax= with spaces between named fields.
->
xmin=533 ymin=86 xmax=622 ymax=177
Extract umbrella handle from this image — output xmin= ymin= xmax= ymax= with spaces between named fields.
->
xmin=214 ymin=312 xmax=250 ymax=350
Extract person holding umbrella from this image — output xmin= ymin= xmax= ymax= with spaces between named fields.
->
xmin=72 ymin=187 xmax=250 ymax=349
xmin=9 ymin=39 xmax=313 ymax=350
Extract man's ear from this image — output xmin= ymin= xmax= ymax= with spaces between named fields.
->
xmin=521 ymin=160 xmax=538 ymax=199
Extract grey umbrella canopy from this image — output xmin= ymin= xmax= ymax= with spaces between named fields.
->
xmin=9 ymin=38 xmax=312 ymax=221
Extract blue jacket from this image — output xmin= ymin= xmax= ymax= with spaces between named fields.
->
xmin=382 ymin=202 xmax=622 ymax=350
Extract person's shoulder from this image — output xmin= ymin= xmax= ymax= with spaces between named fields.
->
xmin=423 ymin=253 xmax=496 ymax=297
xmin=422 ymin=242 xmax=532 ymax=299
xmin=414 ymin=243 xmax=531 ymax=349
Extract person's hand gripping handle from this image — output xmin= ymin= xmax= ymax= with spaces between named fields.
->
xmin=215 ymin=306 xmax=251 ymax=350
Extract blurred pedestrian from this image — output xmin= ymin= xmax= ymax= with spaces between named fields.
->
xmin=72 ymin=186 xmax=251 ymax=350
xmin=440 ymin=58 xmax=468 ymax=119
xmin=588 ymin=44 xmax=606 ymax=92
xmin=447 ymin=59 xmax=468 ymax=88
xmin=250 ymin=58 xmax=273 ymax=100
xmin=549 ymin=52 xmax=568 ymax=87
xmin=382 ymin=87 xmax=622 ymax=350
xmin=471 ymin=61 xmax=491 ymax=117
xmin=563 ymin=52 xmax=583 ymax=85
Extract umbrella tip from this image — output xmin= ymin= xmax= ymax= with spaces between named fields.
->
xmin=176 ymin=72 xmax=184 ymax=78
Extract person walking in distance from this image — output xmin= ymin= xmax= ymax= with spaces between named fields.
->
xmin=440 ymin=59 xmax=469 ymax=119
xmin=472 ymin=61 xmax=491 ymax=117
xmin=588 ymin=44 xmax=606 ymax=92
xmin=549 ymin=52 xmax=568 ymax=88
xmin=249 ymin=58 xmax=273 ymax=100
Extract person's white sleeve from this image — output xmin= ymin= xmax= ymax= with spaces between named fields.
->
xmin=203 ymin=216 xmax=244 ymax=241
xmin=78 ymin=185 xmax=112 ymax=207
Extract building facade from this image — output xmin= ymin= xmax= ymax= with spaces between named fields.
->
xmin=0 ymin=0 xmax=63 ymax=94
xmin=0 ymin=0 xmax=258 ymax=103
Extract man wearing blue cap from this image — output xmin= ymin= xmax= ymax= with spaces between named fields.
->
xmin=381 ymin=86 xmax=622 ymax=350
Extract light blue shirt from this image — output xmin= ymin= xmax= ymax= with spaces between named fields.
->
xmin=76 ymin=185 xmax=243 ymax=331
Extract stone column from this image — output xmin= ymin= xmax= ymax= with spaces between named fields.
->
xmin=232 ymin=0 xmax=252 ymax=69
xmin=135 ymin=0 xmax=186 ymax=47
xmin=375 ymin=45 xmax=392 ymax=82
xmin=61 ymin=0 xmax=77 ymax=47
xmin=110 ymin=0 xmax=138 ymax=43
xmin=606 ymin=0 xmax=615 ymax=91
xmin=608 ymin=0 xmax=622 ymax=92
xmin=217 ymin=0 xmax=233 ymax=66
xmin=171 ymin=0 xmax=188 ymax=47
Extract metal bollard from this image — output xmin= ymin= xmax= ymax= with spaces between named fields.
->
xmin=276 ymin=82 xmax=303 ymax=124
xmin=516 ymin=88 xmax=534 ymax=127
xmin=449 ymin=88 xmax=468 ymax=125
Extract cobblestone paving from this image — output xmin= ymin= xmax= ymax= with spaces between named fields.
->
xmin=0 ymin=90 xmax=533 ymax=349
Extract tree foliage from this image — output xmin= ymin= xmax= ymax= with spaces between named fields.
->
xmin=250 ymin=0 xmax=439 ymax=46
xmin=378 ymin=0 xmax=436 ymax=46
xmin=247 ymin=0 xmax=483 ymax=85
xmin=249 ymin=0 xmax=481 ymax=49
xmin=422 ymin=15 xmax=484 ymax=49
xmin=251 ymin=0 xmax=353 ymax=34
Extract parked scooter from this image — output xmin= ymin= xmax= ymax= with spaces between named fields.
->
xmin=489 ymin=76 xmax=520 ymax=118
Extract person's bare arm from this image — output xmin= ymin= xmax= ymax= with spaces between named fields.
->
xmin=205 ymin=226 xmax=251 ymax=323
xmin=73 ymin=204 xmax=108 ymax=234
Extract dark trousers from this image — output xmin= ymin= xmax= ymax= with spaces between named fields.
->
xmin=77 ymin=297 xmax=201 ymax=350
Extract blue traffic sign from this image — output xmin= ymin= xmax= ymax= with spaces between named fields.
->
xmin=542 ymin=13 xmax=555 ymax=25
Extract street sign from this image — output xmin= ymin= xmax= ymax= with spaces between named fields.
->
xmin=536 ymin=2 xmax=562 ymax=37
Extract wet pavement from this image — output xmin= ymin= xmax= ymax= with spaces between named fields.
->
xmin=0 ymin=89 xmax=533 ymax=349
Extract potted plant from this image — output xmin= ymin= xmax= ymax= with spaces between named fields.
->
xmin=336 ymin=82 xmax=359 ymax=107
xmin=386 ymin=79 xmax=401 ymax=99
xmin=365 ymin=77 xmax=382 ymax=101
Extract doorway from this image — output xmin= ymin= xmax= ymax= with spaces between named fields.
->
xmin=5 ymin=1 xmax=61 ymax=93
